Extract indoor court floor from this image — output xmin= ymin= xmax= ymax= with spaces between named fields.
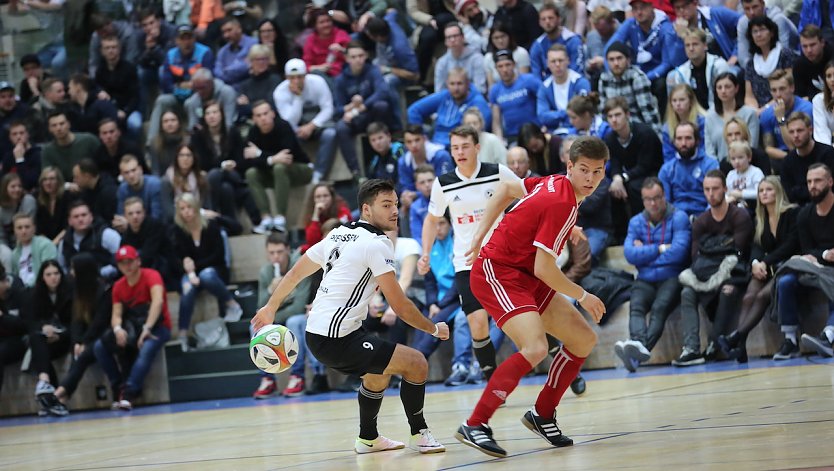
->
xmin=2 ymin=357 xmax=833 ymax=471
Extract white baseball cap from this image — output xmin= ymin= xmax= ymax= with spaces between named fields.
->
xmin=284 ymin=58 xmax=307 ymax=77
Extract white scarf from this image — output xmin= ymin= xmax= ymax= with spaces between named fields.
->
xmin=753 ymin=42 xmax=782 ymax=79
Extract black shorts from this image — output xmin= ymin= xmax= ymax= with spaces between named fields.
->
xmin=306 ymin=328 xmax=397 ymax=376
xmin=455 ymin=270 xmax=484 ymax=315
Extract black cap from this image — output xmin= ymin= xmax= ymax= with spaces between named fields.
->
xmin=606 ymin=41 xmax=632 ymax=58
xmin=20 ymin=54 xmax=40 ymax=68
xmin=494 ymin=49 xmax=514 ymax=63
xmin=177 ymin=24 xmax=194 ymax=36
xmin=0 ymin=81 xmax=13 ymax=92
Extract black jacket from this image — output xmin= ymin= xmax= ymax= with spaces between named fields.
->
xmin=171 ymin=220 xmax=229 ymax=282
xmin=81 ymin=174 xmax=118 ymax=223
xmin=751 ymin=206 xmax=799 ymax=269
xmin=70 ymin=285 xmax=112 ymax=345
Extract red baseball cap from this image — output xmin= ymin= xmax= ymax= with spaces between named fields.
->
xmin=115 ymin=245 xmax=139 ymax=262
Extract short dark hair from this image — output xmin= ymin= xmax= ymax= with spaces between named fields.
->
xmin=68 ymin=199 xmax=91 ymax=215
xmin=674 ymin=120 xmax=699 ymax=141
xmin=443 ymin=22 xmax=463 ymax=37
xmin=251 ymin=99 xmax=273 ymax=112
xmin=46 ymin=109 xmax=68 ymax=124
xmin=747 ymin=16 xmax=779 ymax=55
xmin=75 ymin=158 xmax=99 ymax=177
xmin=808 ymin=162 xmax=833 ymax=179
xmin=357 ymin=179 xmax=396 ymax=211
xmin=642 ymin=176 xmax=664 ymax=192
xmin=139 ymin=7 xmax=159 ymax=21
xmin=705 ymin=169 xmax=726 ymax=184
xmin=603 ymin=96 xmax=629 ymax=116
xmin=98 ymin=117 xmax=118 ymax=131
xmin=449 ymin=125 xmax=480 ymax=145
xmin=119 ymin=153 xmax=141 ymax=167
xmin=345 ymin=40 xmax=366 ymax=53
xmin=786 ymin=111 xmax=812 ymax=128
xmin=568 ymin=136 xmax=609 ymax=163
xmin=404 ymin=124 xmax=426 ymax=137
xmin=800 ymin=24 xmax=823 ymax=40
xmin=266 ymin=232 xmax=289 ymax=246
xmin=413 ymin=164 xmax=435 ymax=179
xmin=69 ymin=73 xmax=94 ymax=92
xmin=365 ymin=16 xmax=390 ymax=39
xmin=540 ymin=2 xmax=561 ymax=16
xmin=8 ymin=119 xmax=27 ymax=133
xmin=367 ymin=121 xmax=389 ymax=136
xmin=222 ymin=17 xmax=241 ymax=28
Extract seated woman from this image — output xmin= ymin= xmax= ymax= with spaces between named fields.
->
xmin=743 ymin=16 xmax=796 ymax=111
xmin=172 ymin=193 xmax=243 ymax=350
xmin=255 ymin=18 xmax=290 ymax=73
xmin=718 ymin=176 xmax=798 ymax=362
xmin=0 ymin=173 xmax=37 ymax=248
xmin=662 ymin=84 xmax=706 ymax=162
xmin=26 ymin=260 xmax=72 ymax=416
xmin=54 ymin=254 xmax=112 ymax=404
xmin=462 ymin=107 xmax=506 ymax=166
xmin=812 ymin=60 xmax=834 ymax=146
xmin=147 ymin=110 xmax=187 ymax=176
xmin=34 ymin=167 xmax=70 ymax=244
xmin=565 ymin=93 xmax=610 ymax=139
xmin=302 ymin=8 xmax=350 ymax=80
xmin=517 ymin=122 xmax=563 ymax=175
xmin=301 ymin=183 xmax=351 ymax=252
xmin=722 ymin=117 xmax=772 ymax=176
xmin=705 ymin=72 xmax=760 ymax=163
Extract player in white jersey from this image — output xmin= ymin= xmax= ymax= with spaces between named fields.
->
xmin=417 ymin=126 xmax=521 ymax=380
xmin=252 ymin=180 xmax=450 ymax=455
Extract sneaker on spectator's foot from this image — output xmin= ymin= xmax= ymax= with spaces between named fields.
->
xmin=282 ymin=374 xmax=305 ymax=397
xmin=35 ymin=381 xmax=68 ymax=417
xmin=454 ymin=422 xmax=506 ymax=458
xmin=671 ymin=347 xmax=705 ymax=366
xmin=306 ymin=373 xmax=330 ymax=395
xmin=271 ymin=215 xmax=287 ymax=233
xmin=570 ymin=374 xmax=586 ymax=396
xmin=703 ymin=341 xmax=719 ymax=362
xmin=354 ymin=435 xmax=405 ymax=454
xmin=773 ymin=338 xmax=801 ymax=360
xmin=110 ymin=391 xmax=132 ymax=411
xmin=224 ymin=302 xmax=243 ymax=323
xmin=444 ymin=363 xmax=469 ymax=387
xmin=625 ymin=340 xmax=651 ymax=363
xmin=614 ymin=340 xmax=638 ymax=372
xmin=521 ymin=408 xmax=573 ymax=447
xmin=466 ymin=361 xmax=483 ymax=384
xmin=801 ymin=331 xmax=834 ymax=358
xmin=253 ymin=376 xmax=277 ymax=399
xmin=252 ymin=219 xmax=272 ymax=235
xmin=409 ymin=428 xmax=445 ymax=454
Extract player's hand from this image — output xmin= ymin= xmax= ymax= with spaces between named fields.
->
xmin=417 ymin=254 xmax=431 ymax=275
xmin=432 ymin=322 xmax=450 ymax=340
xmin=251 ymin=306 xmax=276 ymax=333
xmin=569 ymin=226 xmax=587 ymax=244
xmin=465 ymin=236 xmax=484 ymax=266
xmin=579 ymin=292 xmax=606 ymax=324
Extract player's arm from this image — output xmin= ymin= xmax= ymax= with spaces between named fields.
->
xmin=252 ymin=254 xmax=321 ymax=331
xmin=533 ymin=247 xmax=605 ymax=323
xmin=418 ymin=213 xmax=441 ymax=275
xmin=376 ymin=271 xmax=449 ymax=340
xmin=465 ymin=180 xmax=525 ymax=265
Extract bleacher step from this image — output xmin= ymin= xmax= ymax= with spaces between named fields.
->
xmin=168 ymin=370 xmax=262 ymax=402
xmin=164 ymin=344 xmax=253 ymax=377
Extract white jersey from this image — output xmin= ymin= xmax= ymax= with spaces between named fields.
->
xmin=428 ymin=162 xmax=521 ymax=272
xmin=305 ymin=221 xmax=395 ymax=338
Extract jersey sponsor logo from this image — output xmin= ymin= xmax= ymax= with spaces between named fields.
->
xmin=456 ymin=209 xmax=485 ymax=225
xmin=329 ymin=233 xmax=360 ymax=242
xmin=385 ymin=258 xmax=395 ymax=266
xmin=496 ymin=88 xmax=529 ymax=104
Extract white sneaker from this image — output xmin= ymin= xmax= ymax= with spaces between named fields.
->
xmin=252 ymin=219 xmax=272 ymax=235
xmin=625 ymin=340 xmax=651 ymax=362
xmin=224 ymin=302 xmax=243 ymax=322
xmin=354 ymin=435 xmax=405 ymax=454
xmin=271 ymin=215 xmax=287 ymax=232
xmin=409 ymin=428 xmax=445 ymax=454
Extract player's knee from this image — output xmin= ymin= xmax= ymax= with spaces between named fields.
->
xmin=521 ymin=340 xmax=549 ymax=365
xmin=404 ymin=352 xmax=428 ymax=381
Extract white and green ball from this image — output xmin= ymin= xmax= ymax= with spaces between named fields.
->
xmin=250 ymin=325 xmax=299 ymax=374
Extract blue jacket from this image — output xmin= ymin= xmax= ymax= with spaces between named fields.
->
xmin=624 ymin=205 xmax=691 ymax=283
xmin=377 ymin=11 xmax=418 ymax=75
xmin=161 ymin=43 xmax=215 ymax=99
xmin=334 ymin=63 xmax=391 ymax=118
xmin=658 ymin=149 xmax=719 ymax=217
xmin=606 ymin=11 xmax=686 ymax=81
xmin=117 ymin=176 xmax=163 ymax=220
xmin=530 ymin=29 xmax=585 ymax=80
xmin=699 ymin=6 xmax=741 ymax=60
xmin=398 ymin=142 xmax=453 ymax=192
xmin=661 ymin=114 xmax=706 ymax=162
xmin=407 ymin=84 xmax=492 ymax=147
xmin=537 ymin=70 xmax=591 ymax=131
xmin=799 ymin=0 xmax=834 ymax=35
xmin=409 ymin=194 xmax=430 ymax=246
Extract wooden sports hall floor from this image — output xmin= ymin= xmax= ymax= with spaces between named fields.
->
xmin=1 ymin=357 xmax=832 ymax=471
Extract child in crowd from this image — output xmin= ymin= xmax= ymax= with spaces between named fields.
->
xmin=725 ymin=140 xmax=764 ymax=211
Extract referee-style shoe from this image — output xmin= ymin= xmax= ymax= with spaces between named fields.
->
xmin=354 ymin=435 xmax=405 ymax=454
xmin=521 ymin=408 xmax=574 ymax=447
xmin=454 ymin=422 xmax=506 ymax=458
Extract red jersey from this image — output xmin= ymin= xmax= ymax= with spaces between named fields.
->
xmin=480 ymin=175 xmax=579 ymax=275
xmin=112 ymin=268 xmax=172 ymax=330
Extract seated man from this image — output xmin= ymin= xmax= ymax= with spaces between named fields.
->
xmin=273 ymin=59 xmax=335 ymax=185
xmin=115 ymin=155 xmax=163 ymax=228
xmin=489 ymin=50 xmax=541 ymax=141
xmin=794 ymin=25 xmax=834 ymax=100
xmin=761 ymin=70 xmax=813 ymax=165
xmin=780 ymin=112 xmax=834 ymax=205
xmin=364 ymin=10 xmax=419 ymax=125
xmin=674 ymin=170 xmax=752 ymax=366
xmin=213 ymin=18 xmax=258 ymax=91
xmin=2 ymin=120 xmax=41 ymax=192
xmin=399 ymin=125 xmax=453 ymax=196
xmin=537 ymin=44 xmax=591 ymax=133
xmin=775 ymin=164 xmax=834 ymax=360
xmin=94 ymin=118 xmax=145 ymax=180
xmin=434 ymin=23 xmax=486 ymax=95
xmin=530 ymin=3 xmax=584 ymax=80
xmin=243 ymin=100 xmax=313 ymax=234
xmin=119 ymin=197 xmax=175 ymax=288
xmin=67 ymin=73 xmax=118 ymax=135
xmin=599 ymin=42 xmax=662 ymax=133
xmin=506 ymin=146 xmax=539 ymax=178
xmin=93 ymin=245 xmax=172 ymax=411
xmin=409 ymin=165 xmax=435 ymax=247
xmin=57 ymin=200 xmax=121 ymax=279
xmin=183 ymin=68 xmax=237 ymax=130
xmin=73 ymin=158 xmax=118 ymax=223
xmin=41 ymin=110 xmax=101 ymax=182
xmin=616 ymin=178 xmax=691 ymax=371
xmin=366 ymin=121 xmax=406 ymax=184
xmin=94 ymin=35 xmax=142 ymax=138
xmin=658 ymin=121 xmax=720 ymax=217
xmin=408 ymin=68 xmax=491 ymax=147
xmin=666 ymin=29 xmax=729 ymax=110
xmin=252 ymin=233 xmax=317 ymax=399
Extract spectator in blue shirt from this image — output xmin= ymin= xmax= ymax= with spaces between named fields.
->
xmin=760 ymin=70 xmax=814 ymax=161
xmin=489 ymin=50 xmax=541 ymax=141
xmin=537 ymin=44 xmax=592 ymax=133
xmin=529 ymin=3 xmax=584 ymax=80
xmin=408 ymin=68 xmax=492 ymax=147
xmin=114 ymin=155 xmax=163 ymax=226
xmin=409 ymin=165 xmax=436 ymax=247
xmin=366 ymin=121 xmax=406 ymax=186
xmin=213 ymin=18 xmax=258 ymax=91
xmin=399 ymin=124 xmax=453 ymax=195
xmin=658 ymin=121 xmax=720 ymax=217
xmin=670 ymin=0 xmax=741 ymax=64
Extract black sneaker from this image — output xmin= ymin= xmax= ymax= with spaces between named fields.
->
xmin=521 ymin=408 xmax=574 ymax=447
xmin=454 ymin=422 xmax=507 ymax=458
xmin=35 ymin=381 xmax=69 ymax=417
xmin=773 ymin=338 xmax=801 ymax=360
xmin=703 ymin=341 xmax=719 ymax=362
xmin=570 ymin=374 xmax=586 ymax=396
xmin=801 ymin=332 xmax=834 ymax=358
xmin=306 ymin=373 xmax=330 ymax=395
xmin=671 ymin=347 xmax=705 ymax=366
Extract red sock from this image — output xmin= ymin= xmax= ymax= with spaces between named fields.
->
xmin=534 ymin=347 xmax=585 ymax=418
xmin=468 ymin=352 xmax=532 ymax=426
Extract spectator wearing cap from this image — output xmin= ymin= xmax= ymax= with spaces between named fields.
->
xmin=492 ymin=0 xmax=543 ymax=51
xmin=67 ymin=73 xmax=119 ymax=135
xmin=599 ymin=41 xmax=662 ymax=133
xmin=94 ymin=35 xmax=142 ymax=139
xmin=18 ymin=54 xmax=50 ymax=106
xmin=214 ymin=17 xmax=259 ymax=91
xmin=146 ymin=24 xmax=214 ymax=146
xmin=530 ymin=3 xmax=585 ymax=81
xmin=0 ymin=81 xmax=28 ymax=153
xmin=1 ymin=121 xmax=41 ymax=192
xmin=408 ymin=67 xmax=492 ymax=147
xmin=489 ymin=50 xmax=541 ymax=141
xmin=537 ymin=44 xmax=592 ymax=133
xmin=435 ymin=22 xmax=487 ymax=95
xmin=453 ymin=0 xmax=492 ymax=53
xmin=606 ymin=0 xmax=686 ymax=112
xmin=183 ymin=68 xmax=238 ymax=130
xmin=88 ymin=14 xmax=140 ymax=77
xmin=273 ymin=58 xmax=336 ymax=184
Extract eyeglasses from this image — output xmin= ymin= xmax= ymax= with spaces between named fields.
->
xmin=259 ymin=27 xmax=275 ymax=33
xmin=642 ymin=195 xmax=665 ymax=204
xmin=445 ymin=33 xmax=463 ymax=40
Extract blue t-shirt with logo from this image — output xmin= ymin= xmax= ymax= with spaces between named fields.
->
xmin=489 ymin=73 xmax=541 ymax=137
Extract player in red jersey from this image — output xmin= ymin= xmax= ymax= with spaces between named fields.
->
xmin=454 ymin=136 xmax=608 ymax=458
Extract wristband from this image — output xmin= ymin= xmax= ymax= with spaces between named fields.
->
xmin=824 ymin=250 xmax=830 ymax=260
xmin=577 ymin=290 xmax=588 ymax=303
xmin=431 ymin=324 xmax=439 ymax=337
xmin=114 ymin=325 xmax=124 ymax=333
xmin=142 ymin=325 xmax=152 ymax=333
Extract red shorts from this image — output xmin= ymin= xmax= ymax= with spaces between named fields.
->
xmin=470 ymin=257 xmax=556 ymax=328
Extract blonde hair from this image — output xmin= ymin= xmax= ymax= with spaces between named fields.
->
xmin=665 ymin=84 xmax=705 ymax=139
xmin=727 ymin=140 xmax=752 ymax=159
xmin=753 ymin=176 xmax=795 ymax=246
xmin=174 ymin=192 xmax=207 ymax=231
xmin=723 ymin=116 xmax=751 ymax=142
xmin=36 ymin=166 xmax=65 ymax=207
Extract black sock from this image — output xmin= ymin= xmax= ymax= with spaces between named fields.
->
xmin=358 ymin=384 xmax=384 ymax=440
xmin=472 ymin=337 xmax=497 ymax=380
xmin=399 ymin=378 xmax=428 ymax=435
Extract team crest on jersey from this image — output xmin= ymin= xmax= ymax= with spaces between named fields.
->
xmin=485 ymin=189 xmax=494 ymax=198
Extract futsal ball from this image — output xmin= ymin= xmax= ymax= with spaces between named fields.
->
xmin=250 ymin=325 xmax=299 ymax=374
